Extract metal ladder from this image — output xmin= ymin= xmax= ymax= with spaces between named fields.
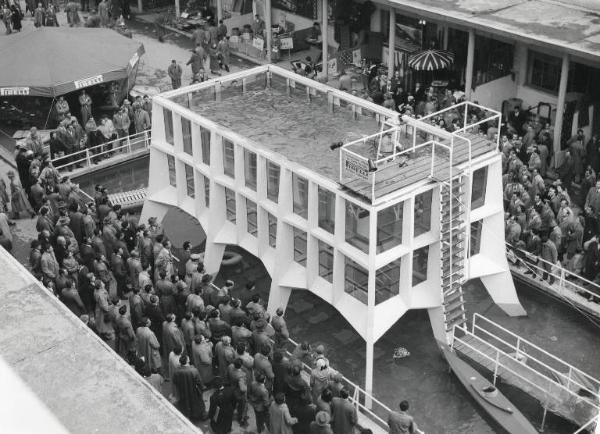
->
xmin=440 ymin=174 xmax=468 ymax=339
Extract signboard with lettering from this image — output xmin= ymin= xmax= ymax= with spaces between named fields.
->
xmin=74 ymin=75 xmax=104 ymax=90
xmin=327 ymin=58 xmax=338 ymax=75
xmin=0 ymin=87 xmax=30 ymax=96
xmin=342 ymin=151 xmax=370 ymax=180
xmin=230 ymin=35 xmax=240 ymax=44
xmin=280 ymin=37 xmax=293 ymax=50
xmin=252 ymin=38 xmax=265 ymax=51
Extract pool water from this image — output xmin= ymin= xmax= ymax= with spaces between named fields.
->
xmin=187 ymin=79 xmax=380 ymax=180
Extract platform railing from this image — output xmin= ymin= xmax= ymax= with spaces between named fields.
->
xmin=452 ymin=324 xmax=600 ymax=411
xmin=471 ymin=313 xmax=600 ymax=400
xmin=573 ymin=414 xmax=599 ymax=433
xmin=506 ymin=242 xmax=600 ymax=304
xmin=51 ymin=131 xmax=151 ymax=173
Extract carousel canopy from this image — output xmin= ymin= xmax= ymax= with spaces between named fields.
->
xmin=0 ymin=28 xmax=144 ymax=98
xmin=408 ymin=49 xmax=454 ymax=71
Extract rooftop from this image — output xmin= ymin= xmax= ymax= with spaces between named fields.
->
xmin=0 ymin=249 xmax=199 ymax=434
xmin=383 ymin=0 xmax=600 ymax=62
xmin=164 ymin=65 xmax=398 ymax=182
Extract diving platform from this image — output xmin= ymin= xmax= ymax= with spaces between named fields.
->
xmin=451 ymin=314 xmax=600 ymax=429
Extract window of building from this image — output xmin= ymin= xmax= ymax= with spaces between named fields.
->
xmin=377 ymin=202 xmax=404 ymax=253
xmin=527 ymin=50 xmax=561 ymax=93
xmin=223 ymin=139 xmax=235 ymax=178
xmin=267 ymin=161 xmax=280 ymax=203
xmin=471 ymin=167 xmax=488 ymax=209
xmin=225 ymin=187 xmax=236 ymax=223
xmin=412 ymin=246 xmax=429 ymax=286
xmin=268 ymin=212 xmax=277 ymax=248
xmin=414 ymin=190 xmax=432 ymax=236
xmin=203 ymin=175 xmax=210 ymax=207
xmin=318 ymin=241 xmax=334 ymax=283
xmin=182 ymin=118 xmax=192 ymax=155
xmin=470 ymin=220 xmax=483 ymax=256
xmin=200 ymin=127 xmax=210 ymax=165
xmin=293 ymin=227 xmax=307 ymax=266
xmin=474 ymin=36 xmax=514 ymax=86
xmin=164 ymin=109 xmax=174 ymax=145
xmin=318 ymin=187 xmax=335 ymax=234
xmin=345 ymin=256 xmax=368 ymax=304
xmin=376 ymin=258 xmax=401 ymax=304
xmin=246 ymin=199 xmax=258 ymax=236
xmin=244 ymin=150 xmax=257 ymax=191
xmin=292 ymin=174 xmax=308 ymax=219
xmin=345 ymin=201 xmax=370 ymax=253
xmin=167 ymin=154 xmax=176 ymax=187
xmin=184 ymin=164 xmax=194 ymax=198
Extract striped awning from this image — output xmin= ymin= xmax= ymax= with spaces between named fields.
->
xmin=408 ymin=49 xmax=454 ymax=71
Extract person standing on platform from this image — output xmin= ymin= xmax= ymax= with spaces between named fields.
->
xmin=217 ymin=19 xmax=227 ymax=40
xmin=133 ymin=102 xmax=151 ymax=134
xmin=79 ymin=90 xmax=92 ymax=126
xmin=98 ymin=0 xmax=109 ymax=26
xmin=168 ymin=60 xmax=183 ymax=89
xmin=136 ymin=317 xmax=162 ymax=372
xmin=217 ymin=36 xmax=230 ymax=73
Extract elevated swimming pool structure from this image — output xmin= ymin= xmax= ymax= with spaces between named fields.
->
xmin=141 ymin=64 xmax=526 ymax=400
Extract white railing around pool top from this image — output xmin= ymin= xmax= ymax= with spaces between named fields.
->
xmin=51 ymin=130 xmax=151 ymax=173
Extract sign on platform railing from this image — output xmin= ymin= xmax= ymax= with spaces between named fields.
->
xmin=342 ymin=150 xmax=370 ymax=180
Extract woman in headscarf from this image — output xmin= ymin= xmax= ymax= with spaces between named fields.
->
xmin=7 ymin=171 xmax=34 ymax=219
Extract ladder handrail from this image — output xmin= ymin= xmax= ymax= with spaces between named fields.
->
xmin=572 ymin=414 xmax=599 ymax=433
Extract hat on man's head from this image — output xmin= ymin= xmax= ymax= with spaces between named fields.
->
xmin=190 ymin=253 xmax=202 ymax=261
xmin=315 ymin=411 xmax=330 ymax=426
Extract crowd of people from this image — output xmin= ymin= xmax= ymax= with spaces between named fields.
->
xmin=6 ymin=157 xmax=418 ymax=433
xmin=1 ymin=0 xmax=131 ymax=32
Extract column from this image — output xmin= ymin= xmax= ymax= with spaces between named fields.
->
xmin=443 ymin=25 xmax=449 ymax=50
xmin=137 ymin=0 xmax=142 ymax=13
xmin=370 ymin=4 xmax=381 ymax=32
xmin=553 ymin=54 xmax=570 ymax=157
xmin=464 ymin=29 xmax=475 ymax=100
xmin=322 ymin=0 xmax=329 ymax=78
xmin=265 ymin=0 xmax=272 ymax=62
xmin=175 ymin=0 xmax=180 ymax=18
xmin=217 ymin=0 xmax=223 ymax=24
xmin=387 ymin=7 xmax=396 ymax=79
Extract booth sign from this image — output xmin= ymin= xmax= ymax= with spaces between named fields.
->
xmin=1 ymin=87 xmax=30 ymax=96
xmin=74 ymin=75 xmax=104 ymax=90
xmin=252 ymin=38 xmax=265 ymax=50
xmin=342 ymin=151 xmax=370 ymax=180
xmin=280 ymin=37 xmax=293 ymax=50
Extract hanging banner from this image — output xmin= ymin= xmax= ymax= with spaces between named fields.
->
xmin=327 ymin=57 xmax=338 ymax=75
xmin=0 ymin=87 xmax=30 ymax=96
xmin=352 ymin=48 xmax=361 ymax=66
xmin=342 ymin=151 xmax=369 ymax=180
xmin=74 ymin=74 xmax=104 ymax=90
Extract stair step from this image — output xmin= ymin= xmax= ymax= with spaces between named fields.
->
xmin=444 ymin=297 xmax=464 ymax=311
xmin=446 ymin=316 xmax=467 ymax=331
xmin=443 ymin=285 xmax=462 ymax=296
xmin=445 ymin=308 xmax=466 ymax=323
xmin=442 ymin=244 xmax=465 ymax=254
xmin=444 ymin=291 xmax=463 ymax=304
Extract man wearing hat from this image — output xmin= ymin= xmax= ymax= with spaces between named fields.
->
xmin=136 ymin=317 xmax=162 ymax=371
xmin=115 ymin=304 xmax=136 ymax=358
xmin=310 ymin=411 xmax=333 ymax=433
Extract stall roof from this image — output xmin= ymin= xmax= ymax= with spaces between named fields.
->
xmin=0 ymin=28 xmax=144 ymax=97
xmin=381 ymin=0 xmax=600 ymax=63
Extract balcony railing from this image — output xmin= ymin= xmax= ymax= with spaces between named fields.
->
xmin=51 ymin=131 xmax=151 ymax=173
